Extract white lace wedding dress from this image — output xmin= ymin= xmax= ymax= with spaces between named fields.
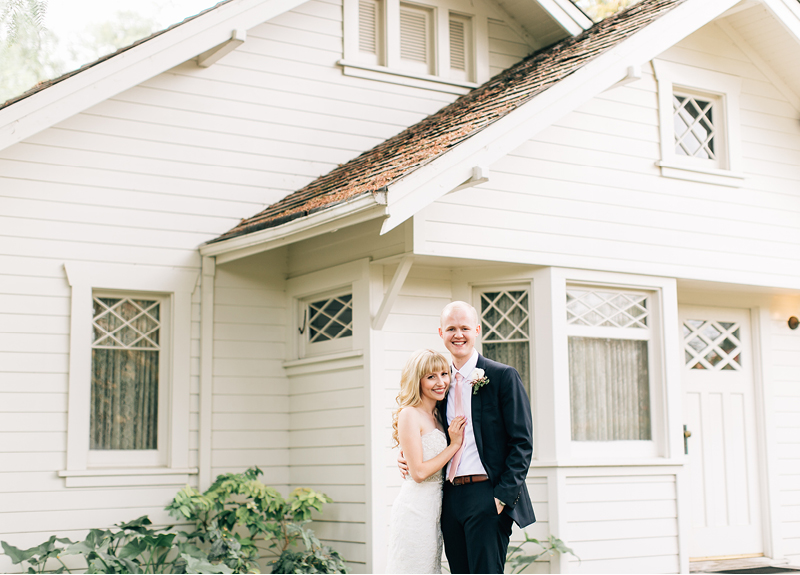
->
xmin=385 ymin=429 xmax=446 ymax=574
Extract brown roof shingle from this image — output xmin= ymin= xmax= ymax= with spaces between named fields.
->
xmin=212 ymin=0 xmax=686 ymax=244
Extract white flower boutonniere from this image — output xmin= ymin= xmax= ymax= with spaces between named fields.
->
xmin=469 ymin=368 xmax=490 ymax=395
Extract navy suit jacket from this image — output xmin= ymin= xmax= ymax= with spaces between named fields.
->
xmin=439 ymin=354 xmax=535 ymax=528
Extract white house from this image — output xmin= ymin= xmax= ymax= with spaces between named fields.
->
xmin=1 ymin=0 xmax=800 ymax=572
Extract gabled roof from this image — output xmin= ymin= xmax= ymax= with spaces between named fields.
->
xmin=210 ymin=0 xmax=686 ymax=244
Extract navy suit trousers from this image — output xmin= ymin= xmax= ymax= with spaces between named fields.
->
xmin=441 ymin=480 xmax=514 ymax=574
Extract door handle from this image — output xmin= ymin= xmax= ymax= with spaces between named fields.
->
xmin=683 ymin=425 xmax=692 ymax=455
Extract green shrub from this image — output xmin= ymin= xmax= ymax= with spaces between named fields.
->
xmin=1 ymin=516 xmax=230 ymax=574
xmin=1 ymin=468 xmax=347 ymax=574
xmin=166 ymin=467 xmax=347 ymax=574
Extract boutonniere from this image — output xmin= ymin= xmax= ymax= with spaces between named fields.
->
xmin=469 ymin=368 xmax=490 ymax=395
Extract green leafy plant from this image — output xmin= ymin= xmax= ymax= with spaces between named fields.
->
xmin=1 ymin=535 xmax=73 ymax=574
xmin=1 ymin=469 xmax=346 ymax=574
xmin=167 ymin=467 xmax=347 ymax=574
xmin=1 ymin=516 xmax=231 ymax=574
xmin=506 ymin=533 xmax=579 ymax=574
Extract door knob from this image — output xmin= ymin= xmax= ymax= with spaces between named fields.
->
xmin=683 ymin=425 xmax=692 ymax=455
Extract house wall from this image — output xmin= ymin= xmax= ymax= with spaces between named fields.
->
xmin=417 ymin=22 xmax=800 ymax=290
xmin=772 ymin=300 xmax=800 ymax=562
xmin=565 ymin=472 xmax=680 ymax=573
xmin=408 ymin=21 xmax=800 ymax=572
xmin=0 ymin=0 xmax=532 ymax=568
xmin=211 ymin=250 xmax=290 ymax=489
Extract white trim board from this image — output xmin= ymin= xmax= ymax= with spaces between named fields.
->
xmin=62 ymin=262 xmax=199 ymax=487
xmin=201 ymin=194 xmax=388 ymax=264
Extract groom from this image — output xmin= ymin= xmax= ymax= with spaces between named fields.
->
xmin=401 ymin=301 xmax=535 ymax=573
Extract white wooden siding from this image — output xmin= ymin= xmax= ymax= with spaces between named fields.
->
xmin=212 ymin=251 xmax=290 ymax=488
xmin=0 ymin=0 xmax=528 ymax=565
xmin=564 ymin=474 xmax=679 ymax=573
xmin=418 ymin=22 xmax=800 ymax=290
xmin=288 ymin=364 xmax=367 ymax=572
xmin=773 ymin=313 xmax=800 ymax=562
xmin=288 ymin=219 xmax=406 ymax=277
xmin=488 ymin=18 xmax=532 ymax=78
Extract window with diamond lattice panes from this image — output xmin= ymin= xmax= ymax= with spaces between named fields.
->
xmin=92 ymin=297 xmax=160 ymax=450
xmin=566 ymin=287 xmax=652 ymax=441
xmin=480 ymin=290 xmax=530 ymax=397
xmin=308 ymin=294 xmax=353 ymax=343
xmin=683 ymin=319 xmax=742 ymax=371
xmin=673 ymin=93 xmax=716 ymax=160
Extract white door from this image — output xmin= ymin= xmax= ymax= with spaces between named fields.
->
xmin=680 ymin=306 xmax=762 ymax=559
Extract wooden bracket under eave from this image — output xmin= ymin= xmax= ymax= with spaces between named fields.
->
xmin=372 ymin=255 xmax=414 ymax=331
xmin=197 ymin=29 xmax=246 ymax=68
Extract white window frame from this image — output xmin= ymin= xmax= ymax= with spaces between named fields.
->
xmin=60 ymin=262 xmax=198 ymax=487
xmin=341 ymin=0 xmax=490 ymax=94
xmin=473 ymin=284 xmax=532 ymax=397
xmin=565 ymin=282 xmax=661 ymax=459
xmin=537 ymin=268 xmax=681 ymax=464
xmin=88 ymin=291 xmax=170 ymax=468
xmin=653 ymin=59 xmax=744 ymax=187
xmin=287 ymin=259 xmax=370 ymax=362
xmin=299 ymin=288 xmax=355 ymax=358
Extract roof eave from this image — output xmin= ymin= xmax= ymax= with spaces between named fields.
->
xmin=0 ymin=0 xmax=309 ymax=152
xmin=200 ymin=193 xmax=389 ymax=264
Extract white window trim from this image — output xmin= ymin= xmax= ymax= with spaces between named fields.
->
xmin=565 ymin=282 xmax=662 ymax=459
xmin=88 ymin=291 xmax=170 ymax=468
xmin=341 ymin=0 xmax=490 ymax=93
xmin=536 ymin=268 xmax=682 ymax=465
xmin=299 ymin=288 xmax=355 ymax=357
xmin=653 ymin=59 xmax=745 ymax=188
xmin=286 ymin=259 xmax=370 ymax=361
xmin=473 ymin=283 xmax=533 ymax=380
xmin=473 ymin=283 xmax=534 ymax=456
xmin=60 ymin=262 xmax=199 ymax=487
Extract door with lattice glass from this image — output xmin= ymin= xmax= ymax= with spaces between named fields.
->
xmin=680 ymin=306 xmax=762 ymax=559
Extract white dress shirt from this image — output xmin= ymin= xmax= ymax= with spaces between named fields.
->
xmin=445 ymin=350 xmax=488 ymax=478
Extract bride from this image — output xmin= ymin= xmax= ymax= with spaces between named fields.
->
xmin=386 ymin=349 xmax=466 ymax=574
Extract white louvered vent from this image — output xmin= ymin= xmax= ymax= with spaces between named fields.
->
xmin=448 ymin=13 xmax=472 ymax=81
xmin=449 ymin=18 xmax=465 ymax=70
xmin=399 ymin=3 xmax=431 ymax=71
xmin=358 ymin=0 xmax=379 ymax=54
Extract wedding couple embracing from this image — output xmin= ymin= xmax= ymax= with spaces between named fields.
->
xmin=386 ymin=301 xmax=535 ymax=574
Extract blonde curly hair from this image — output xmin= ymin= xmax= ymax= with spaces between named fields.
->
xmin=391 ymin=349 xmax=450 ymax=447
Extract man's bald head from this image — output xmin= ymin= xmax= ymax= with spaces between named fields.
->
xmin=440 ymin=301 xmax=479 ymax=327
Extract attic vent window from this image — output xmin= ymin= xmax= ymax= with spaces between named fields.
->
xmin=449 ymin=18 xmax=465 ymax=70
xmin=342 ymin=0 xmax=487 ymax=92
xmin=652 ymin=60 xmax=743 ymax=187
xmin=359 ymin=0 xmax=382 ymax=63
xmin=399 ymin=3 xmax=433 ymax=74
xmin=673 ymin=94 xmax=716 ymax=160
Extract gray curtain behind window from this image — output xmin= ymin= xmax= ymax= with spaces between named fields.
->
xmin=91 ymin=349 xmax=158 ymax=450
xmin=483 ymin=341 xmax=530 ymax=399
xmin=569 ymin=337 xmax=651 ymax=441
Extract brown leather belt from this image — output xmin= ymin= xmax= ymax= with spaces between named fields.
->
xmin=451 ymin=474 xmax=489 ymax=486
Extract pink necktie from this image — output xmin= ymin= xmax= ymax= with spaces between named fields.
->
xmin=447 ymin=373 xmax=465 ymax=483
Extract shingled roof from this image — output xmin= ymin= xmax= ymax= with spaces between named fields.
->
xmin=210 ymin=0 xmax=685 ymax=243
